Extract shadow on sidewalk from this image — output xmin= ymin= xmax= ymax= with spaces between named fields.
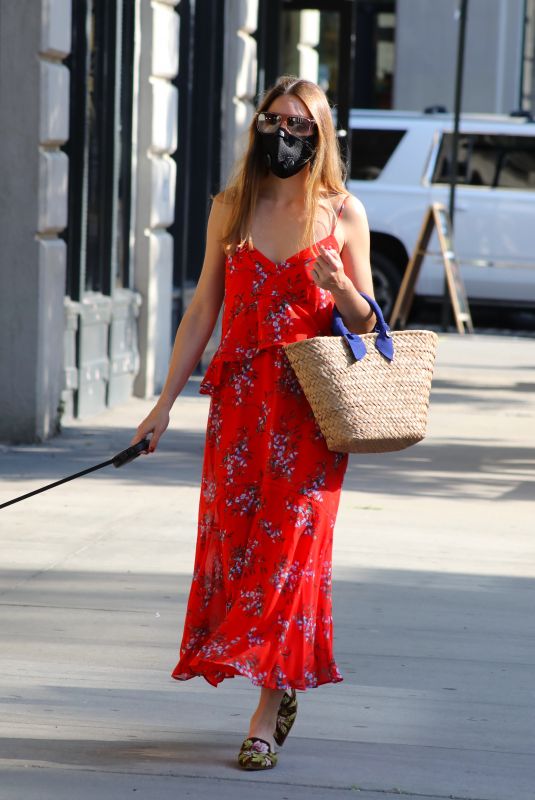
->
xmin=1 ymin=564 xmax=534 ymax=784
xmin=1 ymin=421 xmax=534 ymax=503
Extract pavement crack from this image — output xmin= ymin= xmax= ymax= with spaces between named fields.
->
xmin=0 ymin=601 xmax=149 ymax=615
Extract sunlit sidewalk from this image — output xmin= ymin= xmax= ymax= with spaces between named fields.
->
xmin=0 ymin=333 xmax=534 ymax=800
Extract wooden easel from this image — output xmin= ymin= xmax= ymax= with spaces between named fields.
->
xmin=389 ymin=202 xmax=474 ymax=334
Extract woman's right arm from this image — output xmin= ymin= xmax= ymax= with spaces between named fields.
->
xmin=130 ymin=195 xmax=228 ymax=452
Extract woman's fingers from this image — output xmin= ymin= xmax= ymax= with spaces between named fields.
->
xmin=148 ymin=429 xmax=162 ymax=453
xmin=130 ymin=421 xmax=156 ymax=451
xmin=139 ymin=410 xmax=170 ymax=453
xmin=130 ymin=433 xmax=145 ymax=447
xmin=317 ymin=244 xmax=340 ymax=268
xmin=131 ymin=406 xmax=170 ymax=454
xmin=314 ymin=247 xmax=333 ymax=273
xmin=312 ymin=244 xmax=346 ymax=289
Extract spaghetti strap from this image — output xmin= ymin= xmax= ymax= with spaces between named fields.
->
xmin=331 ymin=194 xmax=350 ymax=234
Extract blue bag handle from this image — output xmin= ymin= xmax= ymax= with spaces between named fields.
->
xmin=331 ymin=292 xmax=394 ymax=362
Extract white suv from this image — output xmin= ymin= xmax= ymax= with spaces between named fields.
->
xmin=347 ymin=109 xmax=535 ymax=319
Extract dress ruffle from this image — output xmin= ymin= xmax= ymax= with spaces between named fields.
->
xmin=200 ymin=243 xmax=335 ymax=396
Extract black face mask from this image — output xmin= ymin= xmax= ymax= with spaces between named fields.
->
xmin=259 ymin=128 xmax=316 ymax=179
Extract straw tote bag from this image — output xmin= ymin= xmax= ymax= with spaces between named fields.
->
xmin=283 ymin=292 xmax=438 ymax=454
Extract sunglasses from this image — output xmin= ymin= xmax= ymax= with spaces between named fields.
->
xmin=256 ymin=111 xmax=316 ymax=138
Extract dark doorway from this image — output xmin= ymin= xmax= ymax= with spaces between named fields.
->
xmin=353 ymin=0 xmax=396 ymax=109
xmin=171 ymin=0 xmax=225 ymax=331
xmin=257 ymin=0 xmax=357 ymax=171
xmin=62 ymin=0 xmax=137 ymax=418
xmin=63 ymin=0 xmax=135 ymax=300
xmin=257 ymin=1 xmax=397 ymax=170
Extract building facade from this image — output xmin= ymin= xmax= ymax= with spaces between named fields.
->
xmin=1 ymin=0 xmax=534 ymax=443
xmin=395 ymin=0 xmax=533 ymax=114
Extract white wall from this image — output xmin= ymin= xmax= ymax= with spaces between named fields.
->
xmin=394 ymin=0 xmax=524 ymax=113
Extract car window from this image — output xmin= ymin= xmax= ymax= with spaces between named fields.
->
xmin=432 ymin=133 xmax=535 ymax=189
xmin=350 ymin=129 xmax=406 ymax=180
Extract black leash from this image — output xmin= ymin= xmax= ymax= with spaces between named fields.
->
xmin=0 ymin=438 xmax=150 ymax=511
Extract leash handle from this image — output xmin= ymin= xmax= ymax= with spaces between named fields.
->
xmin=112 ymin=438 xmax=150 ymax=468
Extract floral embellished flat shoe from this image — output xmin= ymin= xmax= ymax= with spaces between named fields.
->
xmin=274 ymin=688 xmax=298 ymax=747
xmin=237 ymin=736 xmax=278 ymax=770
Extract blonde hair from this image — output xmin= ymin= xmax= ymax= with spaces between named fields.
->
xmin=221 ymin=75 xmax=347 ymax=254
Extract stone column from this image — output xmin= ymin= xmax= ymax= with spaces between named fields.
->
xmin=220 ymin=0 xmax=258 ymax=187
xmin=298 ymin=10 xmax=320 ymax=82
xmin=0 ymin=0 xmax=71 ymax=443
xmin=133 ymin=0 xmax=179 ymax=397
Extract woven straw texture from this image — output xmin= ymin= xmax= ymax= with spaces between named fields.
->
xmin=284 ymin=330 xmax=439 ymax=454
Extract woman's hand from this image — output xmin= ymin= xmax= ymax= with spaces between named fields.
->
xmin=310 ymin=243 xmax=352 ymax=293
xmin=130 ymin=401 xmax=171 ymax=454
xmin=310 ymin=195 xmax=376 ymax=334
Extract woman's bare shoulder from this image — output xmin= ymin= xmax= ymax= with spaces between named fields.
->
xmin=339 ymin=192 xmax=368 ymax=224
xmin=323 ymin=190 xmax=362 ymax=215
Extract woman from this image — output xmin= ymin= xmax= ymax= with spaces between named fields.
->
xmin=130 ymin=75 xmax=376 ymax=770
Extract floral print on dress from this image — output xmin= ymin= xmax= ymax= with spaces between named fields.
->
xmin=268 ymin=426 xmax=298 ymax=480
xmin=172 ymin=227 xmax=349 ymax=691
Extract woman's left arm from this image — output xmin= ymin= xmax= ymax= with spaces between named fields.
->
xmin=312 ymin=194 xmax=376 ymax=334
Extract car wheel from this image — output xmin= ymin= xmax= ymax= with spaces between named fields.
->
xmin=370 ymin=251 xmax=402 ymax=321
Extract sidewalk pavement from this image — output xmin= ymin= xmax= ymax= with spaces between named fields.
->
xmin=0 ymin=333 xmax=534 ymax=800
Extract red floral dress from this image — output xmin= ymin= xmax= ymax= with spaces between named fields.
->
xmin=172 ymin=206 xmax=349 ymax=690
